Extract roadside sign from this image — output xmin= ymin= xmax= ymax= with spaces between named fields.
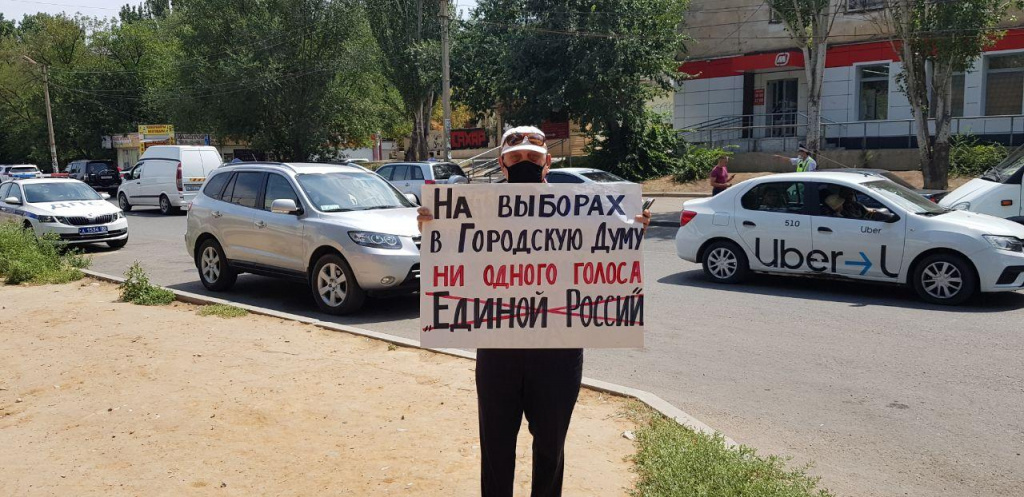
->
xmin=420 ymin=184 xmax=646 ymax=349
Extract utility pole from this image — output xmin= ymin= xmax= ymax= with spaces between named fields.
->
xmin=439 ymin=0 xmax=452 ymax=162
xmin=22 ymin=55 xmax=59 ymax=173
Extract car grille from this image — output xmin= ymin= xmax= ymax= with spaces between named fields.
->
xmin=65 ymin=214 xmax=116 ymax=226
xmin=59 ymin=228 xmax=127 ymax=241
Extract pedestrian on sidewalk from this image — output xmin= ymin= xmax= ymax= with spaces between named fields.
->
xmin=774 ymin=144 xmax=817 ymax=172
xmin=417 ymin=126 xmax=651 ymax=497
xmin=709 ymin=154 xmax=735 ymax=196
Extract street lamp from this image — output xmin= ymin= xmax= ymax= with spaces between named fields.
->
xmin=22 ymin=55 xmax=60 ymax=174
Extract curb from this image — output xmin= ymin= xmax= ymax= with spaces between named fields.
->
xmin=84 ymin=269 xmax=735 ymax=447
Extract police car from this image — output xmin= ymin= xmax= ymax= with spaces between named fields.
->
xmin=0 ymin=178 xmax=129 ymax=249
xmin=676 ymin=172 xmax=1024 ymax=305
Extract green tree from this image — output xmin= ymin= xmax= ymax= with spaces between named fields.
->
xmin=169 ymin=0 xmax=397 ymax=160
xmin=364 ymin=0 xmax=442 ymax=161
xmin=454 ymin=0 xmax=688 ymax=181
xmin=879 ymin=0 xmax=1021 ymax=189
xmin=767 ymin=0 xmax=840 ymax=157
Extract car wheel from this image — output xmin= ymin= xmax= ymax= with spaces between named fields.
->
xmin=197 ymin=239 xmax=237 ymax=291
xmin=702 ymin=240 xmax=750 ymax=284
xmin=311 ymin=253 xmax=365 ymax=315
xmin=118 ymin=193 xmax=132 ymax=212
xmin=159 ymin=195 xmax=178 ymax=215
xmin=912 ymin=253 xmax=977 ymax=305
xmin=107 ymin=237 xmax=128 ymax=249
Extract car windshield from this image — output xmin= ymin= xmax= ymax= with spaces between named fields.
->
xmin=296 ymin=172 xmax=415 ymax=212
xmin=87 ymin=162 xmax=116 ymax=174
xmin=981 ymin=145 xmax=1024 ymax=183
xmin=861 ymin=179 xmax=946 ymax=215
xmin=877 ymin=171 xmax=917 ymax=190
xmin=432 ymin=163 xmax=465 ymax=180
xmin=581 ymin=171 xmax=626 ymax=182
xmin=24 ymin=182 xmax=102 ymax=203
xmin=11 ymin=166 xmax=39 ymax=174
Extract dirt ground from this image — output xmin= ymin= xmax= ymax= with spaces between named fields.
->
xmin=0 ymin=281 xmax=636 ymax=496
xmin=643 ymin=170 xmax=972 ymax=193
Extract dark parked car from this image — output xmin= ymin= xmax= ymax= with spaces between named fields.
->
xmin=830 ymin=168 xmax=948 ymax=202
xmin=66 ymin=159 xmax=121 ymax=193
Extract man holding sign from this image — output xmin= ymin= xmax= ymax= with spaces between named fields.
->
xmin=418 ymin=126 xmax=650 ymax=496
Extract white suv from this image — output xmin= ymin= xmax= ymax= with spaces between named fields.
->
xmin=185 ymin=162 xmax=421 ymax=314
xmin=375 ymin=162 xmax=468 ymax=202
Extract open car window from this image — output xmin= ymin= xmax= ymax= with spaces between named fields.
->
xmin=741 ymin=182 xmax=805 ymax=213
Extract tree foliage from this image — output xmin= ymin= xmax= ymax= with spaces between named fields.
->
xmin=364 ymin=0 xmax=443 ymax=161
xmin=879 ymin=0 xmax=1021 ymax=189
xmin=455 ymin=0 xmax=688 ymax=180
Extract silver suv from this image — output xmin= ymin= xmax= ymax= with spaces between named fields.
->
xmin=185 ymin=162 xmax=421 ymax=314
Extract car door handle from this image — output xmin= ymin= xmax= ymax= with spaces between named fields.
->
xmin=818 ymin=227 xmax=833 ymax=233
xmin=742 ymin=221 xmax=756 ymax=227
xmin=211 ymin=211 xmax=222 ymax=218
xmin=255 ymin=220 xmax=266 ymax=228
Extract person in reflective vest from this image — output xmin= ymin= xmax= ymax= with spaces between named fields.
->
xmin=775 ymin=144 xmax=817 ymax=172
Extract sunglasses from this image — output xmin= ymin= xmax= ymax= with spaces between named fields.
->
xmin=503 ymin=132 xmax=546 ymax=148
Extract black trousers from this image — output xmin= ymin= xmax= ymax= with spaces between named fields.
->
xmin=476 ymin=348 xmax=583 ymax=497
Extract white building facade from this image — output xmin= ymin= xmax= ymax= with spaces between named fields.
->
xmin=676 ymin=1 xmax=1024 ymax=152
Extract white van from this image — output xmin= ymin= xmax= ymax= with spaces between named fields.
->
xmin=940 ymin=146 xmax=1024 ymax=224
xmin=117 ymin=146 xmax=223 ymax=215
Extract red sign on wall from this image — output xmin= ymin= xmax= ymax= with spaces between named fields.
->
xmin=541 ymin=120 xmax=571 ymax=140
xmin=450 ymin=128 xmax=489 ymax=150
xmin=753 ymin=89 xmax=765 ymax=106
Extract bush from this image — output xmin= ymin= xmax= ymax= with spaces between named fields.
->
xmin=950 ymin=135 xmax=1007 ymax=177
xmin=0 ymin=223 xmax=89 ymax=285
xmin=119 ymin=262 xmax=175 ymax=305
xmin=588 ymin=111 xmax=685 ymax=182
xmin=672 ymin=144 xmax=735 ymax=184
xmin=628 ymin=403 xmax=834 ymax=497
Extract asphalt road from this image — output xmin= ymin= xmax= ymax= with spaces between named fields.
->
xmin=85 ymin=203 xmax=1024 ymax=497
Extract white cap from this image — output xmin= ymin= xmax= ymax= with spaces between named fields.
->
xmin=500 ymin=126 xmax=548 ymax=156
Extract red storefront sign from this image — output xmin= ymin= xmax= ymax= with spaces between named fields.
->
xmin=450 ymin=128 xmax=489 ymax=150
xmin=541 ymin=120 xmax=570 ymax=139
xmin=753 ymin=89 xmax=765 ymax=106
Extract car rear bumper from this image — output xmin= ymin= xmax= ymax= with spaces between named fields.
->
xmin=675 ymin=225 xmax=702 ymax=262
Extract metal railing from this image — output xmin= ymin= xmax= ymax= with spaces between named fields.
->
xmin=681 ymin=113 xmax=1024 ymax=152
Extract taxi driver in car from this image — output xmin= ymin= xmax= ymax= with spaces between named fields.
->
xmin=824 ymin=188 xmax=896 ymax=222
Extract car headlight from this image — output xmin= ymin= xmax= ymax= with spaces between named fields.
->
xmin=950 ymin=201 xmax=971 ymax=211
xmin=36 ymin=215 xmax=63 ymax=224
xmin=983 ymin=235 xmax=1024 ymax=252
xmin=112 ymin=211 xmax=123 ymax=220
xmin=348 ymin=231 xmax=402 ymax=250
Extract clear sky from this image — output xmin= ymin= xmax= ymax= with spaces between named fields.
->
xmin=2 ymin=0 xmax=478 ymax=22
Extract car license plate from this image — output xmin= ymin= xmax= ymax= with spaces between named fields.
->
xmin=78 ymin=226 xmax=108 ymax=234
xmin=185 ymin=184 xmax=201 ymax=192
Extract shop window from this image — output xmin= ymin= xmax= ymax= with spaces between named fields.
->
xmin=985 ymin=53 xmax=1024 ymax=116
xmin=930 ymin=74 xmax=965 ymax=118
xmin=858 ymin=64 xmax=889 ymax=121
xmin=847 ymin=0 xmax=884 ymax=12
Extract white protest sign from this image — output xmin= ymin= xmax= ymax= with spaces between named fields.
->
xmin=420 ymin=183 xmax=645 ymax=349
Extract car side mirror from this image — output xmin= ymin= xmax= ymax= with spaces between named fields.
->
xmin=271 ymin=198 xmax=302 ymax=215
xmin=100 ymin=192 xmax=111 ymax=200
xmin=4 ymin=196 xmax=21 ymax=205
xmin=405 ymin=193 xmax=419 ymax=205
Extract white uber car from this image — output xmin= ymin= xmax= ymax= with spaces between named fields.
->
xmin=676 ymin=172 xmax=1024 ymax=305
xmin=0 ymin=178 xmax=128 ymax=249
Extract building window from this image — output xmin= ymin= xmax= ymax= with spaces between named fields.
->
xmin=858 ymin=64 xmax=889 ymax=121
xmin=985 ymin=53 xmax=1024 ymax=116
xmin=847 ymin=0 xmax=885 ymax=12
xmin=930 ymin=74 xmax=965 ymax=118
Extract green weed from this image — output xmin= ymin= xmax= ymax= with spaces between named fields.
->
xmin=0 ymin=222 xmax=89 ymax=285
xmin=197 ymin=304 xmax=248 ymax=318
xmin=627 ymin=402 xmax=835 ymax=497
xmin=119 ymin=262 xmax=175 ymax=305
